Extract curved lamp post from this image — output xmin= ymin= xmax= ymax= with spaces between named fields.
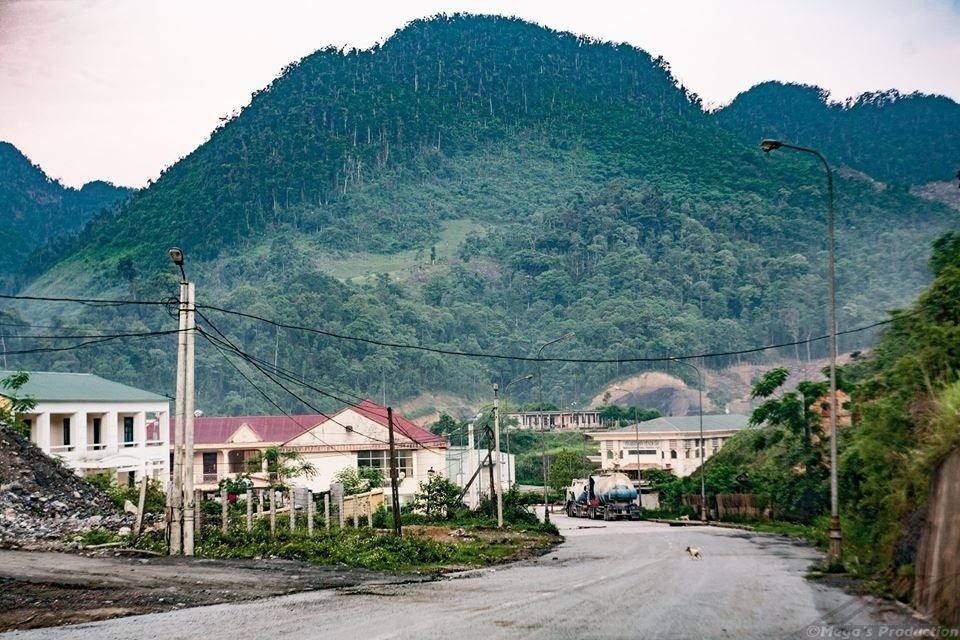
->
xmin=538 ymin=332 xmax=575 ymax=524
xmin=493 ymin=373 xmax=533 ymax=528
xmin=671 ymin=358 xmax=706 ymax=522
xmin=761 ymin=139 xmax=841 ymax=562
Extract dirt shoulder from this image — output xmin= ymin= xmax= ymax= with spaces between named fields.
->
xmin=0 ymin=548 xmax=433 ymax=632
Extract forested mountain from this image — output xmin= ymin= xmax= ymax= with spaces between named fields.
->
xmin=2 ymin=14 xmax=957 ymax=418
xmin=0 ymin=142 xmax=133 ymax=290
xmin=714 ymin=81 xmax=960 ymax=187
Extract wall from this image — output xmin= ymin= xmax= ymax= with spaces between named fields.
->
xmin=914 ymin=448 xmax=960 ymax=627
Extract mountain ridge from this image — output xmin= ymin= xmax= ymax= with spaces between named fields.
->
xmin=1 ymin=14 xmax=957 ymax=418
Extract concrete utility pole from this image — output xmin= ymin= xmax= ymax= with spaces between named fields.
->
xmin=493 ymin=384 xmax=503 ymax=527
xmin=167 ymin=248 xmax=196 ymax=555
xmin=387 ymin=407 xmax=402 ymax=537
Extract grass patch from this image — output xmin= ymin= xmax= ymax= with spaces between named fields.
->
xmin=319 ymin=219 xmax=486 ymax=283
xmin=184 ymin=521 xmax=557 ymax=573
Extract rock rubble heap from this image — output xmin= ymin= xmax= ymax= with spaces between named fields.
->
xmin=0 ymin=426 xmax=129 ymax=549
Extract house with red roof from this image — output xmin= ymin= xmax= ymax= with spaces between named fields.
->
xmin=174 ymin=414 xmax=330 ymax=493
xmin=174 ymin=400 xmax=447 ymax=501
xmin=284 ymin=400 xmax=447 ymax=500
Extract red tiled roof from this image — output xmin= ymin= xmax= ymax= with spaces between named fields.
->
xmin=338 ymin=400 xmax=447 ymax=447
xmin=169 ymin=415 xmax=329 ymax=445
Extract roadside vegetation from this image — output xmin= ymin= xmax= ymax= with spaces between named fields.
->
xmin=79 ymin=473 xmax=557 ymax=573
xmin=637 ymin=234 xmax=960 ymax=609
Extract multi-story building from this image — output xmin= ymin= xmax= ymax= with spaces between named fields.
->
xmin=2 ymin=371 xmax=170 ymax=486
xmin=586 ymin=414 xmax=750 ymax=480
xmin=175 ymin=400 xmax=448 ymax=503
xmin=505 ymin=409 xmax=605 ymax=430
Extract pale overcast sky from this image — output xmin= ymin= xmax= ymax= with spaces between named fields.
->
xmin=1 ymin=0 xmax=958 ymax=188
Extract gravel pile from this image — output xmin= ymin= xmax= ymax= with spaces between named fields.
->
xmin=0 ymin=426 xmax=131 ymax=549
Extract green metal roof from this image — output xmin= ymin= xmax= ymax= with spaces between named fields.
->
xmin=0 ymin=371 xmax=169 ymax=403
xmin=612 ymin=414 xmax=751 ymax=434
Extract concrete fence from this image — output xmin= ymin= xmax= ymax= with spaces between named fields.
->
xmin=206 ymin=487 xmax=386 ymax=535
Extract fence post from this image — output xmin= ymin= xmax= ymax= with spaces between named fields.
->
xmin=324 ymin=494 xmax=330 ymax=530
xmin=307 ymin=491 xmax=315 ymax=536
xmin=195 ymin=489 xmax=202 ymax=534
xmin=366 ymin=494 xmax=373 ymax=527
xmin=289 ymin=488 xmax=296 ymax=531
xmin=338 ymin=491 xmax=344 ymax=528
xmin=270 ymin=491 xmax=277 ymax=536
xmin=220 ymin=487 xmax=229 ymax=533
xmin=245 ymin=489 xmax=253 ymax=531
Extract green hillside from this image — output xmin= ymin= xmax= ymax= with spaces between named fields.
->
xmin=2 ymin=15 xmax=958 ymax=417
xmin=0 ymin=142 xmax=132 ymax=290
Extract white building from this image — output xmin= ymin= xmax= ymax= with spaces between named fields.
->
xmin=586 ymin=414 xmax=750 ymax=480
xmin=179 ymin=400 xmax=448 ymax=504
xmin=445 ymin=445 xmax=516 ymax=509
xmin=2 ymin=371 xmax=170 ymax=486
xmin=506 ymin=409 xmax=604 ymax=430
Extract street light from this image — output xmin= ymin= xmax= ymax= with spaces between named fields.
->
xmin=761 ymin=139 xmax=841 ymax=562
xmin=537 ymin=332 xmax=575 ymax=524
xmin=493 ymin=374 xmax=533 ymax=528
xmin=671 ymin=358 xmax=706 ymax=522
xmin=167 ymin=248 xmax=196 ymax=555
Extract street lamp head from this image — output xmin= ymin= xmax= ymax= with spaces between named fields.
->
xmin=562 ymin=331 xmax=576 ymax=340
xmin=168 ymin=247 xmax=185 ymax=266
xmin=760 ymin=139 xmax=783 ymax=153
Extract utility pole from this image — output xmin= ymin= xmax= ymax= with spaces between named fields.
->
xmin=493 ymin=383 xmax=503 ymax=527
xmin=387 ymin=407 xmax=402 ymax=537
xmin=485 ymin=426 xmax=495 ymax=515
xmin=167 ymin=248 xmax=195 ymax=555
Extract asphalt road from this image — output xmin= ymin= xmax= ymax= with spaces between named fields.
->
xmin=2 ymin=515 xmax=932 ymax=640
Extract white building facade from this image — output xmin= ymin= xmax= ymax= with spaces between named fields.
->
xmin=181 ymin=401 xmax=449 ymax=505
xmin=3 ymin=371 xmax=170 ymax=486
xmin=587 ymin=414 xmax=750 ymax=480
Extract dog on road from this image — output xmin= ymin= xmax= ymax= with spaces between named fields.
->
xmin=685 ymin=546 xmax=702 ymax=560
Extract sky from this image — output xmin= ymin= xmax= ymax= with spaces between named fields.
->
xmin=1 ymin=0 xmax=959 ymax=189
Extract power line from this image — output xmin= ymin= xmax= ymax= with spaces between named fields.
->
xmin=0 ymin=291 xmax=920 ymax=364
xmin=0 ymin=329 xmax=177 ymax=356
xmin=196 ymin=310 xmax=452 ymax=455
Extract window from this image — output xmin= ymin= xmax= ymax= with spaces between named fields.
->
xmin=202 ymin=452 xmax=218 ymax=482
xmin=123 ymin=416 xmax=134 ymax=446
xmin=357 ymin=449 xmax=412 ymax=478
xmin=62 ymin=418 xmax=71 ymax=446
xmin=627 ymin=449 xmax=657 ymax=456
xmin=228 ymin=449 xmax=259 ymax=473
xmin=92 ymin=418 xmax=102 ymax=449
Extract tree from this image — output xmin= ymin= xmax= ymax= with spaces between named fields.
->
xmin=548 ymin=449 xmax=590 ymax=497
xmin=0 ymin=371 xmax=36 ymax=438
xmin=410 ymin=474 xmax=464 ymax=519
xmin=749 ymin=367 xmax=826 ymax=442
xmin=244 ymin=446 xmax=316 ymax=491
xmin=332 ymin=466 xmax=384 ymax=495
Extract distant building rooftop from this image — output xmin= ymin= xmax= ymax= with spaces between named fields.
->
xmin=604 ymin=414 xmax=750 ymax=434
xmin=0 ymin=371 xmax=168 ymax=403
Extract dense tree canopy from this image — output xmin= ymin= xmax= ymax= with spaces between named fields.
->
xmin=1 ymin=15 xmax=957 ymax=419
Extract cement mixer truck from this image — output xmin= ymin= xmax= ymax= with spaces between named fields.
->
xmin=565 ymin=473 xmax=641 ymax=521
